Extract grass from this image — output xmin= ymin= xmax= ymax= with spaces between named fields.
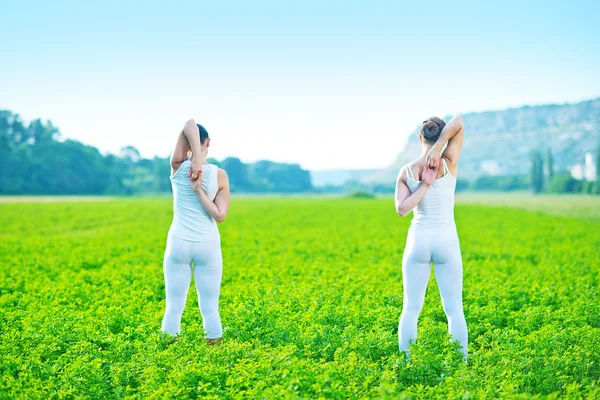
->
xmin=456 ymin=192 xmax=600 ymax=219
xmin=0 ymin=197 xmax=599 ymax=398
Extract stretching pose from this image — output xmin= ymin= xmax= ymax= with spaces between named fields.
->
xmin=162 ymin=119 xmax=230 ymax=345
xmin=394 ymin=115 xmax=467 ymax=357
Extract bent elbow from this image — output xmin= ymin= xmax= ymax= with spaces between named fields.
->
xmin=455 ymin=115 xmax=464 ymax=128
xmin=395 ymin=205 xmax=410 ymax=217
xmin=184 ymin=119 xmax=196 ymax=130
xmin=215 ymin=215 xmax=226 ymax=223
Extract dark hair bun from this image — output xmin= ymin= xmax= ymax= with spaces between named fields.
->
xmin=421 ymin=117 xmax=446 ymax=142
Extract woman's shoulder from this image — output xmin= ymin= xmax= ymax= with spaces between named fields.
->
xmin=407 ymin=157 xmax=425 ymax=167
xmin=217 ymin=167 xmax=228 ymax=179
xmin=403 ymin=159 xmax=424 ymax=178
xmin=216 ymin=168 xmax=229 ymax=189
xmin=203 ymin=164 xmax=227 ymax=180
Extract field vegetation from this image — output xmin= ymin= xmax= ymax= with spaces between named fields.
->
xmin=1 ymin=197 xmax=599 ymax=398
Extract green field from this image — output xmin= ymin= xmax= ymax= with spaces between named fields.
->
xmin=455 ymin=193 xmax=600 ymax=220
xmin=1 ymin=197 xmax=599 ymax=399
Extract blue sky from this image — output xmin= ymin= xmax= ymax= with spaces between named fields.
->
xmin=1 ymin=0 xmax=599 ymax=169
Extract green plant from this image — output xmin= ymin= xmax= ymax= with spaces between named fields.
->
xmin=0 ymin=198 xmax=599 ymax=398
xmin=347 ymin=190 xmax=375 ymax=199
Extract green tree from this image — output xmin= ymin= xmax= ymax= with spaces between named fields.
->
xmin=530 ymin=150 xmax=544 ymax=194
xmin=248 ymin=160 xmax=312 ymax=193
xmin=546 ymin=148 xmax=554 ymax=181
xmin=548 ymin=174 xmax=583 ymax=193
xmin=0 ymin=111 xmax=28 ymax=193
xmin=220 ymin=157 xmax=249 ymax=192
xmin=0 ymin=109 xmax=314 ymax=195
xmin=596 ymin=142 xmax=600 ymax=194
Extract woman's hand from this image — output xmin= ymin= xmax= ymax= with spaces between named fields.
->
xmin=190 ymin=175 xmax=204 ymax=193
xmin=422 ymin=165 xmax=438 ymax=187
xmin=425 ymin=145 xmax=442 ymax=169
xmin=189 ymin=157 xmax=203 ymax=180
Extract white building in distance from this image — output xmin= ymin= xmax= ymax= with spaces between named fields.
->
xmin=570 ymin=153 xmax=597 ymax=181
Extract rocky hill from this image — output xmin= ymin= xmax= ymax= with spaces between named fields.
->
xmin=363 ymin=98 xmax=600 ymax=183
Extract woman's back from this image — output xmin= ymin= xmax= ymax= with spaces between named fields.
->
xmin=405 ymin=158 xmax=456 ymax=230
xmin=169 ymin=160 xmax=220 ymax=241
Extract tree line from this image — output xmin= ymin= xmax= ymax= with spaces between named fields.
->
xmin=529 ymin=146 xmax=600 ymax=195
xmin=317 ymin=145 xmax=600 ymax=195
xmin=1 ymin=109 xmax=597 ymax=196
xmin=0 ymin=110 xmax=312 ymax=195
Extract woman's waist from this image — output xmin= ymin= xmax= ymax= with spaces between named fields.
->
xmin=173 ymin=205 xmax=214 ymax=222
xmin=409 ymin=213 xmax=456 ymax=231
xmin=169 ymin=217 xmax=219 ymax=240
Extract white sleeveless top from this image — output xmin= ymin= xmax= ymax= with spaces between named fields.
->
xmin=405 ymin=159 xmax=457 ymax=231
xmin=168 ymin=160 xmax=220 ymax=241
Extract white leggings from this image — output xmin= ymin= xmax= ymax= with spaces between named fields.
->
xmin=399 ymin=227 xmax=468 ymax=356
xmin=161 ymin=235 xmax=223 ymax=339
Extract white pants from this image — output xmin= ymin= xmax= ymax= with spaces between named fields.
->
xmin=398 ymin=226 xmax=468 ymax=356
xmin=161 ymin=235 xmax=223 ymax=339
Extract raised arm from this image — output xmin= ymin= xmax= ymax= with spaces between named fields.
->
xmin=191 ymin=169 xmax=231 ymax=223
xmin=170 ymin=130 xmax=190 ymax=174
xmin=170 ymin=119 xmax=204 ymax=179
xmin=426 ymin=115 xmax=464 ymax=170
xmin=395 ymin=166 xmax=436 ymax=217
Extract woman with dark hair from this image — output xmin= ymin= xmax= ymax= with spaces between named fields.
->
xmin=161 ymin=119 xmax=230 ymax=345
xmin=394 ymin=115 xmax=468 ymax=358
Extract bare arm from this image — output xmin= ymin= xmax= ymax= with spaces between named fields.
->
xmin=191 ymin=169 xmax=231 ymax=223
xmin=183 ymin=119 xmax=205 ymax=179
xmin=394 ymin=166 xmax=435 ymax=217
xmin=426 ymin=115 xmax=464 ymax=169
xmin=170 ymin=131 xmax=190 ymax=174
xmin=170 ymin=119 xmax=205 ymax=179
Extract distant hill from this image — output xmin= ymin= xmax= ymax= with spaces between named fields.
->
xmin=363 ymin=98 xmax=600 ymax=184
xmin=310 ymin=169 xmax=378 ymax=187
